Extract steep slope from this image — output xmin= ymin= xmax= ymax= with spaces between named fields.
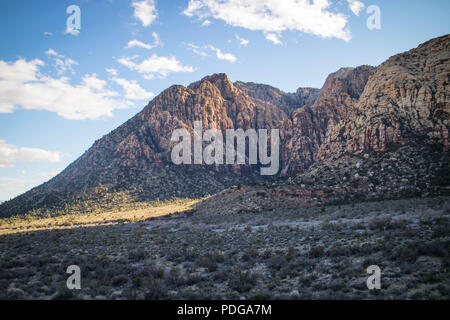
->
xmin=196 ymin=35 xmax=450 ymax=215
xmin=2 ymin=35 xmax=448 ymax=218
xmin=0 ymin=74 xmax=315 ymax=217
xmin=234 ymin=81 xmax=319 ymax=117
xmin=319 ymin=35 xmax=449 ymax=158
xmin=280 ymin=66 xmax=375 ymax=175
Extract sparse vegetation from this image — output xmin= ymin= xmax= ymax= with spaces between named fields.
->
xmin=0 ymin=196 xmax=449 ymax=300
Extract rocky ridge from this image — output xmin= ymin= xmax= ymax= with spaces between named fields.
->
xmin=196 ymin=35 xmax=450 ymax=215
xmin=1 ymin=35 xmax=449 ymax=218
xmin=0 ymin=74 xmax=316 ymax=217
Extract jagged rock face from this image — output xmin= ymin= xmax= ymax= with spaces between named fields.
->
xmin=280 ymin=66 xmax=375 ymax=175
xmin=234 ymin=81 xmax=319 ymax=117
xmin=0 ymin=74 xmax=316 ymax=217
xmin=198 ymin=35 xmax=450 ymax=215
xmin=319 ymin=35 xmax=450 ymax=159
xmin=1 ymin=35 xmax=449 ymax=218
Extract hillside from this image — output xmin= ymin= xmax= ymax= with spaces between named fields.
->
xmin=195 ymin=35 xmax=450 ymax=215
xmin=1 ymin=35 xmax=449 ymax=218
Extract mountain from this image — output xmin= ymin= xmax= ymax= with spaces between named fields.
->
xmin=195 ymin=34 xmax=450 ymax=215
xmin=319 ymin=35 xmax=449 ymax=158
xmin=280 ymin=65 xmax=375 ymax=175
xmin=0 ymin=74 xmax=318 ymax=217
xmin=1 ymin=34 xmax=449 ymax=218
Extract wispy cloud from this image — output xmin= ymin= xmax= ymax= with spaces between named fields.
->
xmin=45 ymin=49 xmax=78 ymax=75
xmin=183 ymin=0 xmax=353 ymax=42
xmin=105 ymin=68 xmax=118 ymax=76
xmin=126 ymin=32 xmax=162 ymax=50
xmin=187 ymin=43 xmax=209 ymax=57
xmin=201 ymin=19 xmax=211 ymax=27
xmin=187 ymin=43 xmax=237 ymax=63
xmin=265 ymin=33 xmax=282 ymax=45
xmin=0 ymin=139 xmax=61 ymax=167
xmin=117 ymin=54 xmax=195 ymax=79
xmin=235 ymin=34 xmax=249 ymax=46
xmin=132 ymin=0 xmax=158 ymax=27
xmin=347 ymin=0 xmax=365 ymax=16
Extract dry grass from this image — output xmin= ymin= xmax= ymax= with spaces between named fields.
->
xmin=0 ymin=199 xmax=200 ymax=236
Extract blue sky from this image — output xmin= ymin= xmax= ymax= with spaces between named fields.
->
xmin=0 ymin=0 xmax=449 ymax=201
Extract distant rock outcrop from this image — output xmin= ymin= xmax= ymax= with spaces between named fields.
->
xmin=196 ymin=35 xmax=450 ymax=215
xmin=280 ymin=65 xmax=375 ymax=175
xmin=319 ymin=35 xmax=450 ymax=158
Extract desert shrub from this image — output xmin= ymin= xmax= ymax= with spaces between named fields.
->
xmin=286 ymin=247 xmax=297 ymax=260
xmin=267 ymin=253 xmax=287 ymax=271
xmin=242 ymin=248 xmax=259 ymax=263
xmin=211 ymin=251 xmax=225 ymax=263
xmin=212 ymin=270 xmax=228 ymax=282
xmin=300 ymin=275 xmax=314 ymax=287
xmin=228 ymin=268 xmax=257 ymax=293
xmin=308 ymin=245 xmax=325 ymax=258
xmin=184 ymin=273 xmax=205 ymax=285
xmin=128 ymin=249 xmax=146 ymax=262
xmin=432 ymin=224 xmax=450 ymax=238
xmin=279 ymin=263 xmax=298 ymax=279
xmin=149 ymin=265 xmax=165 ymax=279
xmin=420 ymin=271 xmax=443 ymax=284
xmin=393 ymin=245 xmax=419 ymax=262
xmin=195 ymin=251 xmax=225 ymax=272
xmin=166 ymin=267 xmax=183 ymax=286
xmin=144 ymin=278 xmax=168 ymax=300
xmin=261 ymin=249 xmax=273 ymax=260
xmin=196 ymin=256 xmax=217 ymax=272
xmin=112 ymin=274 xmax=128 ymax=286
xmin=418 ymin=240 xmax=448 ymax=258
xmin=327 ymin=245 xmax=353 ymax=257
xmin=249 ymin=293 xmax=270 ymax=300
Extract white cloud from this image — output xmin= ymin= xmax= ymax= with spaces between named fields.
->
xmin=45 ymin=49 xmax=78 ymax=75
xmin=265 ymin=33 xmax=282 ymax=45
xmin=347 ymin=0 xmax=365 ymax=16
xmin=126 ymin=32 xmax=162 ymax=50
xmin=82 ymin=73 xmax=108 ymax=91
xmin=126 ymin=39 xmax=154 ymax=50
xmin=188 ymin=44 xmax=237 ymax=63
xmin=117 ymin=54 xmax=195 ymax=78
xmin=113 ymin=77 xmax=155 ymax=100
xmin=44 ymin=32 xmax=53 ymax=36
xmin=201 ymin=19 xmax=211 ymax=27
xmin=0 ymin=58 xmax=132 ymax=120
xmin=132 ymin=0 xmax=158 ymax=27
xmin=0 ymin=139 xmax=61 ymax=167
xmin=151 ymin=32 xmax=162 ymax=46
xmin=183 ymin=0 xmax=352 ymax=42
xmin=187 ymin=43 xmax=209 ymax=57
xmin=45 ymin=49 xmax=58 ymax=56
xmin=106 ymin=68 xmax=118 ymax=76
xmin=235 ymin=34 xmax=249 ymax=46
xmin=208 ymin=46 xmax=237 ymax=63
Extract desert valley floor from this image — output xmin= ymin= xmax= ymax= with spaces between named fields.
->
xmin=1 ymin=196 xmax=449 ymax=300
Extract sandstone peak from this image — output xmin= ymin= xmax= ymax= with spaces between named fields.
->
xmin=1 ymin=35 xmax=448 ymax=218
